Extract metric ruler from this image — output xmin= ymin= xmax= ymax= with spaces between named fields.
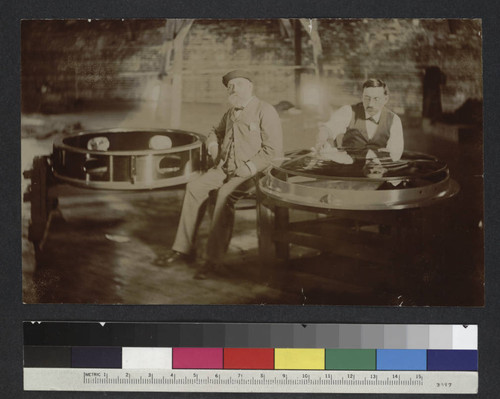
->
xmin=24 ymin=369 xmax=477 ymax=393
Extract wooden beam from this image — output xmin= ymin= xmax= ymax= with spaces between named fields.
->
xmin=170 ymin=19 xmax=194 ymax=128
xmin=294 ymin=19 xmax=302 ymax=107
xmin=299 ymin=18 xmax=326 ymax=115
xmin=279 ymin=18 xmax=294 ymax=38
xmin=299 ymin=18 xmax=323 ymax=66
xmin=158 ymin=20 xmax=174 ymax=78
xmin=158 ymin=18 xmax=194 ymax=77
xmin=155 ymin=19 xmax=194 ymax=127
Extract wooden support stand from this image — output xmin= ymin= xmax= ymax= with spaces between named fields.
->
xmin=24 ymin=156 xmax=58 ymax=263
xmin=256 ymin=190 xmax=452 ymax=297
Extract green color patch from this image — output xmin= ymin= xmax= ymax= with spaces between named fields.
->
xmin=325 ymin=349 xmax=376 ymax=370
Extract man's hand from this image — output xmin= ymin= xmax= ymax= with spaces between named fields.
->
xmin=378 ymin=147 xmax=400 ymax=161
xmin=207 ymin=143 xmax=219 ymax=161
xmin=312 ymin=143 xmax=353 ymax=164
xmin=316 ymin=125 xmax=331 ymax=145
xmin=314 ymin=140 xmax=335 ymax=156
xmin=315 ymin=125 xmax=342 ymax=155
xmin=235 ymin=163 xmax=253 ymax=178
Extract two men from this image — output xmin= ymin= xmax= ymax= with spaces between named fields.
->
xmin=156 ymin=75 xmax=402 ymax=279
xmin=316 ymin=78 xmax=404 ymax=162
xmin=154 ymin=70 xmax=283 ymax=279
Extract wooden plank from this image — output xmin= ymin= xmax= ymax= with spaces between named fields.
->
xmin=288 ymin=219 xmax=391 ymax=246
xmin=273 ymin=230 xmax=395 ymax=264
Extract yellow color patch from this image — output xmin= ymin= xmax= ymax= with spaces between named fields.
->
xmin=275 ymin=348 xmax=325 ymax=370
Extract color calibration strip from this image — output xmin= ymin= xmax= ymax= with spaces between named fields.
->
xmin=24 ymin=346 xmax=478 ymax=371
xmin=23 ymin=323 xmax=478 ymax=394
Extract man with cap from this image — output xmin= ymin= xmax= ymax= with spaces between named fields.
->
xmin=154 ymin=70 xmax=283 ymax=279
xmin=315 ymin=78 xmax=404 ymax=161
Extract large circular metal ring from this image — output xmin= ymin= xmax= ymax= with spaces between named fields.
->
xmin=51 ymin=128 xmax=206 ymax=190
xmin=259 ymin=150 xmax=459 ymax=210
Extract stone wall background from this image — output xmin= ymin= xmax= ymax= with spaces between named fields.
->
xmin=21 ymin=18 xmax=482 ymax=122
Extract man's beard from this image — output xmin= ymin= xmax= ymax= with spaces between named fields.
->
xmin=228 ymin=93 xmax=247 ymax=108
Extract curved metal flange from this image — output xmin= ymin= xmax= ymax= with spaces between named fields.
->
xmin=259 ymin=174 xmax=459 ymax=210
xmin=51 ymin=128 xmax=206 ymax=190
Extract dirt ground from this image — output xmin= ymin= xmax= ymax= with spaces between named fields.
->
xmin=21 ymin=101 xmax=484 ymax=305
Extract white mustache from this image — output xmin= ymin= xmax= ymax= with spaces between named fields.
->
xmin=228 ymin=94 xmax=245 ymax=107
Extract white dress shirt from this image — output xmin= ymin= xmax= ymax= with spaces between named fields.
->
xmin=319 ymin=105 xmax=404 ymax=161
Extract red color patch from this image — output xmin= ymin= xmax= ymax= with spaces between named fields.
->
xmin=224 ymin=348 xmax=274 ymax=369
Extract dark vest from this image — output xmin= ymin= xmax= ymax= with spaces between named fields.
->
xmin=342 ymin=103 xmax=395 ymax=150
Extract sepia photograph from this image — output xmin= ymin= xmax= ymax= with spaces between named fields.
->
xmin=21 ymin=18 xmax=484 ymax=306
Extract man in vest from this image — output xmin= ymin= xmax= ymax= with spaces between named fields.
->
xmin=315 ymin=78 xmax=404 ymax=161
xmin=154 ymin=70 xmax=283 ymax=279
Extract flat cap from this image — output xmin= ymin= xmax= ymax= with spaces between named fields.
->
xmin=222 ymin=70 xmax=253 ymax=87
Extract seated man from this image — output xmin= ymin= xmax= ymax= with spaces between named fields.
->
xmin=316 ymin=78 xmax=404 ymax=162
xmin=155 ymin=70 xmax=283 ymax=279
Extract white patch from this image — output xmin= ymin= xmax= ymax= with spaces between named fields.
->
xmin=87 ymin=136 xmax=110 ymax=151
xmin=149 ymin=135 xmax=172 ymax=150
xmin=105 ymin=234 xmax=131 ymax=243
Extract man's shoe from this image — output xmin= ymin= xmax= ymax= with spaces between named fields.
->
xmin=193 ymin=262 xmax=216 ymax=280
xmin=153 ymin=250 xmax=194 ymax=267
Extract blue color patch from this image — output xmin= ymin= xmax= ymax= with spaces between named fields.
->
xmin=72 ymin=347 xmax=122 ymax=368
xmin=427 ymin=350 xmax=478 ymax=371
xmin=377 ymin=349 xmax=427 ymax=370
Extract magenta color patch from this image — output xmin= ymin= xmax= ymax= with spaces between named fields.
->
xmin=172 ymin=348 xmax=223 ymax=369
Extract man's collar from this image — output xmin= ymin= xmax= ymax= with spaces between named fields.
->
xmin=234 ymin=96 xmax=255 ymax=111
xmin=366 ymin=109 xmax=382 ymax=123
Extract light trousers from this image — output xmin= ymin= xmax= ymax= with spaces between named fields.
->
xmin=172 ymin=166 xmax=255 ymax=262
